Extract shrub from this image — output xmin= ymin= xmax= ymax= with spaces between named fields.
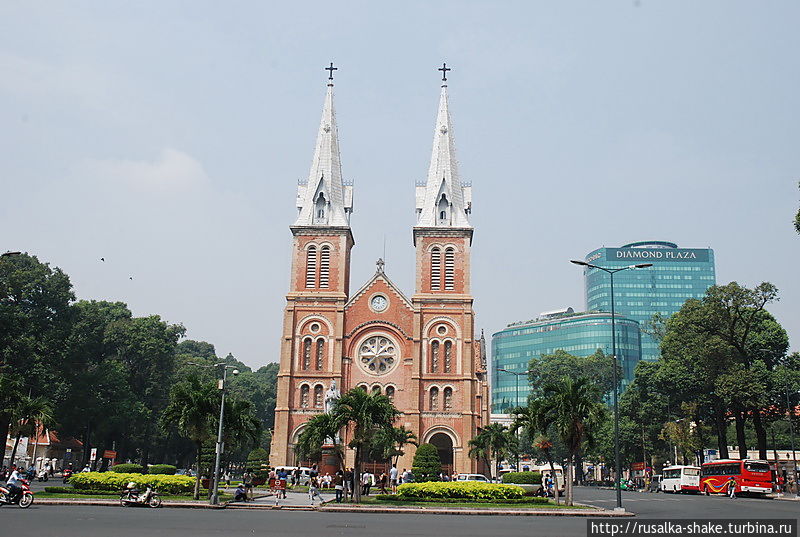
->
xmin=411 ymin=443 xmax=442 ymax=482
xmin=396 ymin=481 xmax=524 ymax=501
xmin=44 ymin=487 xmax=118 ymax=495
xmin=375 ymin=494 xmax=549 ymax=504
xmin=501 ymin=471 xmax=542 ymax=485
xmin=148 ymin=464 xmax=177 ymax=475
xmin=246 ymin=448 xmax=269 ymax=473
xmin=109 ymin=464 xmax=145 ymax=474
xmin=68 ymin=472 xmax=194 ymax=495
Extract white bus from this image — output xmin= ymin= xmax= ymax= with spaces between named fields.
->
xmin=660 ymin=465 xmax=700 ymax=493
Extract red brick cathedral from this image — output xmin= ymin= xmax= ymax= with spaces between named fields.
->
xmin=270 ymin=68 xmax=490 ymax=474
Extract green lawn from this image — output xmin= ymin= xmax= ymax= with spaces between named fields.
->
xmin=333 ymin=497 xmax=592 ymax=510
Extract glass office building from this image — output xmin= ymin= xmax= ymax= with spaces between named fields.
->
xmin=584 ymin=241 xmax=716 ymax=362
xmin=491 ymin=311 xmax=640 ymax=413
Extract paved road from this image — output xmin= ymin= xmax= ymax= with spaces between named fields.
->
xmin=2 ymin=487 xmax=797 ymax=537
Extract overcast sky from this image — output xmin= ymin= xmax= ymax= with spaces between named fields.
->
xmin=2 ymin=1 xmax=798 ymax=368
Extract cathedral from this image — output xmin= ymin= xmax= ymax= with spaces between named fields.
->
xmin=270 ymin=65 xmax=490 ymax=475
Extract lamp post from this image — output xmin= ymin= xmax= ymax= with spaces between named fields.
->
xmin=786 ymin=387 xmax=798 ymax=493
xmin=187 ymin=361 xmax=239 ymax=505
xmin=497 ymin=368 xmax=529 ymax=470
xmin=570 ymin=259 xmax=652 ymax=511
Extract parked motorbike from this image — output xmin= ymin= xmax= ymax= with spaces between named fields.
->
xmin=62 ymin=468 xmax=73 ymax=484
xmin=119 ymin=483 xmax=161 ymax=508
xmin=0 ymin=478 xmax=35 ymax=508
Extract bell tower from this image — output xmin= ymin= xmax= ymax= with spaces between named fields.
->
xmin=271 ymin=64 xmax=354 ymax=466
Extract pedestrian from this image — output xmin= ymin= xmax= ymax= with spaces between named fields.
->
xmin=378 ymin=472 xmax=388 ymax=494
xmin=292 ymin=467 xmax=300 ymax=487
xmin=309 ymin=475 xmax=323 ymax=505
xmin=727 ymin=476 xmax=737 ymax=499
xmin=389 ymin=464 xmax=398 ymax=493
xmin=334 ymin=470 xmax=344 ymax=503
xmin=278 ymin=468 xmax=288 ymax=499
xmin=345 ymin=468 xmax=354 ymax=499
xmin=243 ymin=470 xmax=254 ymax=501
xmin=361 ymin=470 xmax=372 ymax=496
xmin=310 ymin=463 xmax=318 ymax=479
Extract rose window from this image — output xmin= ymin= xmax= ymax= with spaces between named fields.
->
xmin=359 ymin=336 xmax=398 ymax=375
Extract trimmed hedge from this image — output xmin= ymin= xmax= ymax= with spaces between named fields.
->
xmin=109 ymin=464 xmax=145 ymax=474
xmin=44 ymin=487 xmax=118 ymax=496
xmin=501 ymin=472 xmax=542 ymax=485
xmin=148 ymin=464 xmax=177 ymax=475
xmin=69 ymin=472 xmax=194 ymax=495
xmin=375 ymin=494 xmax=549 ymax=504
xmin=396 ymin=481 xmax=524 ymax=501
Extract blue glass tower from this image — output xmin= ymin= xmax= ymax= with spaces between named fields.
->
xmin=584 ymin=241 xmax=716 ymax=362
xmin=491 ymin=312 xmax=641 ymax=413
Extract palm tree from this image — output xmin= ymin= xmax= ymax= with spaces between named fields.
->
xmin=510 ymin=400 xmax=560 ymax=504
xmin=371 ymin=425 xmax=418 ymax=466
xmin=161 ymin=376 xmax=217 ymax=499
xmin=8 ymin=395 xmax=54 ymax=465
xmin=468 ymin=422 xmax=511 ymax=481
xmin=539 ymin=376 xmax=605 ymax=506
xmin=295 ymin=412 xmax=345 ymax=468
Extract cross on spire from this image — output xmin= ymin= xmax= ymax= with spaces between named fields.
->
xmin=438 ymin=62 xmax=451 ymax=82
xmin=325 ymin=62 xmax=338 ymax=83
xmin=376 ymin=258 xmax=385 ymax=272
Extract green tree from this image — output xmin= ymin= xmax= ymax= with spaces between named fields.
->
xmin=369 ymin=425 xmax=418 ymax=466
xmin=468 ymin=422 xmax=512 ymax=481
xmin=511 ymin=400 xmax=560 ymax=504
xmin=411 ymin=443 xmax=442 ymax=482
xmin=8 ymin=395 xmax=54 ymax=464
xmin=539 ymin=377 xmax=605 ymax=506
xmin=161 ymin=375 xmax=217 ymax=499
xmin=527 ymin=349 xmax=618 ymax=401
xmin=295 ymin=412 xmax=344 ymax=467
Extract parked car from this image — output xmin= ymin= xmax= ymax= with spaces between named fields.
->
xmin=455 ymin=473 xmax=490 ymax=483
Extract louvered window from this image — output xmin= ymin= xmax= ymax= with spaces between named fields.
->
xmin=429 ymin=387 xmax=439 ymax=411
xmin=314 ymin=385 xmax=324 ymax=408
xmin=300 ymin=385 xmax=309 ymax=408
xmin=430 ymin=247 xmax=441 ymax=291
xmin=315 ymin=339 xmax=324 ymax=370
xmin=444 ymin=340 xmax=453 ymax=373
xmin=302 ymin=338 xmax=312 ymax=370
xmin=319 ymin=246 xmax=330 ymax=288
xmin=444 ymin=387 xmax=453 ymax=411
xmin=385 ymin=386 xmax=395 ymax=402
xmin=306 ymin=246 xmax=317 ymax=288
xmin=431 ymin=341 xmax=440 ymax=373
xmin=444 ymin=248 xmax=455 ymax=290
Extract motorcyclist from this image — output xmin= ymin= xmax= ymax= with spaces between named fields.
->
xmin=5 ymin=465 xmax=22 ymax=503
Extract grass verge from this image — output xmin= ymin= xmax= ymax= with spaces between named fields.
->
xmin=333 ymin=496 xmax=593 ymax=509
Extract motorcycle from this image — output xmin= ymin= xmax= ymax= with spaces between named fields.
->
xmin=62 ymin=468 xmax=73 ymax=484
xmin=0 ymin=478 xmax=35 ymax=508
xmin=37 ymin=468 xmax=49 ymax=482
xmin=119 ymin=484 xmax=161 ymax=508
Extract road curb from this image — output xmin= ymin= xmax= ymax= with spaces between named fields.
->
xmin=318 ymin=505 xmax=633 ymax=517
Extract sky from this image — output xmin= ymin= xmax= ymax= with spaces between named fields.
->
xmin=2 ymin=1 xmax=799 ymax=368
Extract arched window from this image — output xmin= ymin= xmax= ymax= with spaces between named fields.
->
xmin=302 ymin=338 xmax=312 ymax=370
xmin=314 ymin=192 xmax=327 ymax=224
xmin=314 ymin=385 xmax=324 ymax=408
xmin=358 ymin=384 xmax=368 ymax=391
xmin=319 ymin=246 xmax=330 ymax=289
xmin=429 ymin=387 xmax=439 ymax=410
xmin=444 ymin=340 xmax=453 ymax=373
xmin=430 ymin=341 xmax=440 ymax=373
xmin=300 ymin=385 xmax=310 ymax=409
xmin=443 ymin=387 xmax=453 ymax=411
xmin=371 ymin=385 xmax=381 ymax=395
xmin=305 ymin=246 xmax=317 ymax=288
xmin=385 ymin=386 xmax=395 ymax=402
xmin=437 ymin=194 xmax=449 ymax=225
xmin=315 ymin=339 xmax=324 ymax=370
xmin=444 ymin=247 xmax=455 ymax=290
xmin=430 ymin=247 xmax=441 ymax=291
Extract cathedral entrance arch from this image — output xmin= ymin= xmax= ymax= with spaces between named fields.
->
xmin=429 ymin=432 xmax=454 ymax=476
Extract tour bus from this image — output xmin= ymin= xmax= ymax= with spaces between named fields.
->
xmin=700 ymin=459 xmax=773 ymax=496
xmin=660 ymin=465 xmax=700 ymax=493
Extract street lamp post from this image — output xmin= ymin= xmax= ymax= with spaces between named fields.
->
xmin=570 ymin=259 xmax=652 ymax=511
xmin=786 ymin=388 xmax=798 ymax=493
xmin=188 ymin=361 xmax=239 ymax=505
xmin=497 ymin=368 xmax=529 ymax=470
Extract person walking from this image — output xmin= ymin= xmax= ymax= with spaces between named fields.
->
xmin=334 ymin=470 xmax=344 ymax=503
xmin=345 ymin=468 xmax=354 ymax=500
xmin=727 ymin=476 xmax=737 ymax=499
xmin=243 ymin=471 xmax=254 ymax=501
xmin=308 ymin=475 xmax=324 ymax=506
xmin=389 ymin=464 xmax=398 ymax=493
xmin=378 ymin=472 xmax=388 ymax=494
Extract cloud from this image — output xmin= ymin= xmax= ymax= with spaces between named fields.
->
xmin=84 ymin=148 xmax=210 ymax=193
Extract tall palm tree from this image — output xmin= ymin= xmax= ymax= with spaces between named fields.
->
xmin=371 ymin=425 xmax=418 ymax=466
xmin=9 ymin=395 xmax=54 ymax=465
xmin=540 ymin=376 xmax=605 ymax=506
xmin=510 ymin=400 xmax=560 ymax=504
xmin=468 ymin=422 xmax=511 ymax=481
xmin=161 ymin=376 xmax=217 ymax=499
xmin=295 ymin=412 xmax=344 ymax=468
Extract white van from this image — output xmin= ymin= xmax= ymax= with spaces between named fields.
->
xmin=274 ymin=466 xmax=313 ymax=485
xmin=532 ymin=464 xmax=565 ymax=493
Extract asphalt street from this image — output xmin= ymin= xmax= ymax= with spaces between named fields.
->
xmin=1 ymin=487 xmax=797 ymax=537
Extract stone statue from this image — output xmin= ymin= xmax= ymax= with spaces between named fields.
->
xmin=324 ymin=379 xmax=340 ymax=414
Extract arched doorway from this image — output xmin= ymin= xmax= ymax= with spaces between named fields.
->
xmin=429 ymin=432 xmax=454 ymax=476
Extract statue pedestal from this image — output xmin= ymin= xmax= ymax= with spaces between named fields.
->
xmin=320 ymin=444 xmax=340 ymax=476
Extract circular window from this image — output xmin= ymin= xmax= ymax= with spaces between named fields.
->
xmin=310 ymin=322 xmax=321 ymax=333
xmin=358 ymin=335 xmax=399 ymax=376
xmin=436 ymin=325 xmax=447 ymax=336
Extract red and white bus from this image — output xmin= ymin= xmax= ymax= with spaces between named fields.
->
xmin=660 ymin=465 xmax=700 ymax=493
xmin=700 ymin=459 xmax=772 ymax=496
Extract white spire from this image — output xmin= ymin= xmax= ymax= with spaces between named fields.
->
xmin=415 ymin=79 xmax=471 ymax=228
xmin=294 ymin=72 xmax=352 ymax=227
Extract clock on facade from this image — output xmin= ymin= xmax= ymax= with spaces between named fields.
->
xmin=370 ymin=294 xmax=388 ymax=312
